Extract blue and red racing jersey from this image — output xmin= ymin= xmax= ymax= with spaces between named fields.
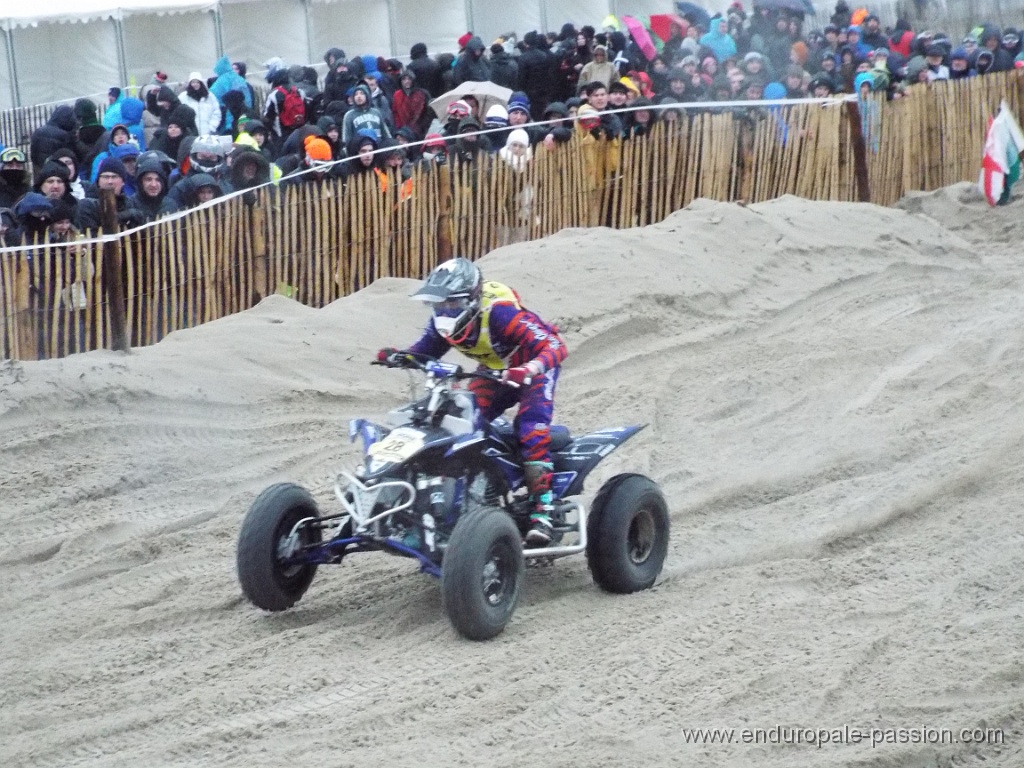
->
xmin=408 ymin=282 xmax=567 ymax=373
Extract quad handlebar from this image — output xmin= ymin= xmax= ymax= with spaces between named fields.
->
xmin=372 ymin=352 xmax=505 ymax=384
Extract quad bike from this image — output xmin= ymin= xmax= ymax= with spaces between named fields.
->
xmin=236 ymin=353 xmax=669 ymax=640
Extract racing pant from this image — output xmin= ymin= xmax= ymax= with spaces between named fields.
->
xmin=467 ymin=368 xmax=560 ymax=511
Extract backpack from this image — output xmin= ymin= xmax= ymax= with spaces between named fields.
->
xmin=276 ymin=86 xmax=306 ymax=128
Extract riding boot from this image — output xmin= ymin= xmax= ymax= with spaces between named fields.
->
xmin=523 ymin=461 xmax=555 ymax=546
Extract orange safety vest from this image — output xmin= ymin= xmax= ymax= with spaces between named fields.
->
xmin=373 ymin=167 xmax=414 ymax=201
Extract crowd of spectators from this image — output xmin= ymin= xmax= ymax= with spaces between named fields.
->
xmin=1 ymin=1 xmax=1023 ymax=247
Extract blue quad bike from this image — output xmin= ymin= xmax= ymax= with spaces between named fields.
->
xmin=236 ymin=354 xmax=670 ymax=640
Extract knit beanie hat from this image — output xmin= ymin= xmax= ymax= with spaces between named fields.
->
xmin=97 ymin=157 xmax=129 ymax=183
xmin=484 ymin=104 xmax=509 ymax=127
xmin=304 ymin=137 xmax=332 ymax=161
xmin=35 ymin=160 xmax=71 ymax=187
xmin=506 ymin=128 xmax=530 ymax=147
xmin=74 ymin=98 xmax=99 ymax=125
xmin=507 ymin=95 xmax=531 ymax=117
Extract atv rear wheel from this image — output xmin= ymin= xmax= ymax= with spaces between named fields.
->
xmin=237 ymin=483 xmax=323 ymax=611
xmin=587 ymin=474 xmax=669 ymax=594
xmin=441 ymin=506 xmax=524 ymax=641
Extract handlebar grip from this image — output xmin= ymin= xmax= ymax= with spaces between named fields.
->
xmin=371 ymin=355 xmax=415 ymax=368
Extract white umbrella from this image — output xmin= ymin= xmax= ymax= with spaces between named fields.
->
xmin=429 ymin=81 xmax=514 ymax=121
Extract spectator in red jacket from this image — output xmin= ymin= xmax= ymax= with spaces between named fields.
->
xmin=392 ymin=70 xmax=432 ymax=140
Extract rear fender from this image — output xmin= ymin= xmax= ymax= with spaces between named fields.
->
xmin=552 ymin=425 xmax=646 ymax=498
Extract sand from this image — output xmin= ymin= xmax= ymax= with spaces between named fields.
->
xmin=2 ymin=182 xmax=1022 ymax=768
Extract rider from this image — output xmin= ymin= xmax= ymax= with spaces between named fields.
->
xmin=377 ymin=257 xmax=568 ymax=546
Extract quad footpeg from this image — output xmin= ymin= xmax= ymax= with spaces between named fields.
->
xmin=521 ymin=501 xmax=587 ymax=560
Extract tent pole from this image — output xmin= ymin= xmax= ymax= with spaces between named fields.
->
xmin=540 ymin=0 xmax=549 ymax=34
xmin=114 ymin=17 xmax=129 ymax=91
xmin=213 ymin=7 xmax=225 ymax=59
xmin=303 ymin=0 xmax=314 ymax=66
xmin=464 ymin=0 xmax=475 ymax=35
xmin=386 ymin=0 xmax=399 ymax=57
xmin=4 ymin=27 xmax=20 ymax=108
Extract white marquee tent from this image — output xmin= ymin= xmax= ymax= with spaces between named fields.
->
xmin=1 ymin=1 xmax=1008 ymax=109
xmin=0 ymin=0 xmax=710 ymax=108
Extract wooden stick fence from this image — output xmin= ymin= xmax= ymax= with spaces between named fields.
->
xmin=2 ymin=71 xmax=1022 ymax=361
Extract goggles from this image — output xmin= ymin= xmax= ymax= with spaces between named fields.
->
xmin=1 ymin=147 xmax=27 ymax=163
xmin=432 ymin=296 xmax=474 ymax=319
xmin=431 ymin=296 xmax=478 ymax=341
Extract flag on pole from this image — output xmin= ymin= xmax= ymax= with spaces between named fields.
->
xmin=979 ymin=100 xmax=1024 ymax=206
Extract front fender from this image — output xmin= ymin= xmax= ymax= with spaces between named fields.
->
xmin=349 ymin=418 xmax=387 ymax=454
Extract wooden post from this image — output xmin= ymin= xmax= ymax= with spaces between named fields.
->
xmin=437 ymin=163 xmax=453 ymax=262
xmin=250 ymin=201 xmax=268 ymax=303
xmin=100 ymin=189 xmax=129 ymax=352
xmin=14 ymin=246 xmax=33 ymax=360
xmin=845 ymin=101 xmax=872 ymax=203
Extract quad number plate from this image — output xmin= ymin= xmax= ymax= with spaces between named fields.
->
xmin=368 ymin=427 xmax=425 ymax=463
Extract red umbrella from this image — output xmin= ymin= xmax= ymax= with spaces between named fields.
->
xmin=622 ymin=15 xmax=659 ymax=61
xmin=649 ymin=13 xmax=689 ymax=44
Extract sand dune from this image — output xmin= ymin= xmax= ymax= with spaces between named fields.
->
xmin=2 ymin=182 xmax=1022 ymax=768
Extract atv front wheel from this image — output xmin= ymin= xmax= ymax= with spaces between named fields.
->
xmin=237 ymin=483 xmax=323 ymax=611
xmin=587 ymin=474 xmax=669 ymax=593
xmin=441 ymin=507 xmax=524 ymax=641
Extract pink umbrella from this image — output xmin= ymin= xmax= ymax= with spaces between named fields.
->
xmin=622 ymin=15 xmax=658 ymax=62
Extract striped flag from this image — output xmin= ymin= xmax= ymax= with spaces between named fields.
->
xmin=979 ymin=101 xmax=1024 ymax=207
